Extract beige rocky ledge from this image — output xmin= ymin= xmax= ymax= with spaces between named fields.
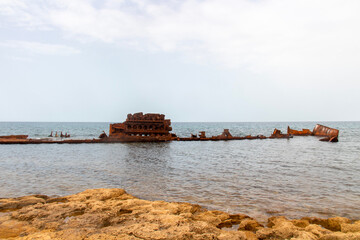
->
xmin=0 ymin=188 xmax=359 ymax=240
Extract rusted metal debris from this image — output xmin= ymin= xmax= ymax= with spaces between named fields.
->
xmin=0 ymin=138 xmax=101 ymax=144
xmin=180 ymin=129 xmax=267 ymax=141
xmin=269 ymin=129 xmax=293 ymax=139
xmin=219 ymin=129 xmax=232 ymax=139
xmin=0 ymin=113 xmax=340 ymax=144
xmin=287 ymin=124 xmax=339 ymax=142
xmin=47 ymin=131 xmax=71 ymax=138
xmin=287 ymin=127 xmax=312 ymax=136
xmin=0 ymin=135 xmax=28 ymax=139
xmin=312 ymin=124 xmax=339 ymax=142
xmin=101 ymin=112 xmax=176 ymax=142
xmin=245 ymin=134 xmax=267 ymax=140
xmin=99 ymin=131 xmax=107 ymax=139
xmin=199 ymin=131 xmax=206 ymax=139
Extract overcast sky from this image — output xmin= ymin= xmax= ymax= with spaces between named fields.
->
xmin=0 ymin=0 xmax=359 ymax=122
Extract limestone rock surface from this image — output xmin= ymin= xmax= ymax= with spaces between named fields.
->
xmin=0 ymin=188 xmax=359 ymax=240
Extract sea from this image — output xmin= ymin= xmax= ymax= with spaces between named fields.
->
xmin=0 ymin=121 xmax=359 ymax=222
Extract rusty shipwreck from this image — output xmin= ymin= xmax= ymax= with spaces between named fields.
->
xmin=101 ymin=112 xmax=176 ymax=142
xmin=0 ymin=112 xmax=339 ymax=144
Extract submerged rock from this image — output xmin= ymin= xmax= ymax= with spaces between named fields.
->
xmin=0 ymin=188 xmax=359 ymax=240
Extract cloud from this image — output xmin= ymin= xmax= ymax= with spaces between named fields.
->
xmin=0 ymin=40 xmax=80 ymax=56
xmin=0 ymin=0 xmax=51 ymax=30
xmin=1 ymin=0 xmax=360 ymax=78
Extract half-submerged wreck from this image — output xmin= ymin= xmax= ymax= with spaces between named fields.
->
xmin=0 ymin=113 xmax=340 ymax=144
xmin=269 ymin=129 xmax=293 ymax=139
xmin=101 ymin=112 xmax=177 ymax=142
xmin=287 ymin=124 xmax=339 ymax=142
xmin=287 ymin=127 xmax=312 ymax=136
xmin=312 ymin=124 xmax=339 ymax=142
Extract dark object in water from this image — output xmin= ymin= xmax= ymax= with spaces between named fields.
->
xmin=287 ymin=124 xmax=339 ymax=142
xmin=199 ymin=131 xmax=206 ymax=139
xmin=269 ymin=129 xmax=293 ymax=139
xmin=0 ymin=135 xmax=28 ymax=139
xmin=312 ymin=124 xmax=339 ymax=142
xmin=287 ymin=126 xmax=312 ymax=136
xmin=217 ymin=129 xmax=233 ymax=139
xmin=99 ymin=131 xmax=107 ymax=139
xmin=0 ymin=113 xmax=340 ymax=144
xmin=312 ymin=124 xmax=339 ymax=137
xmin=319 ymin=136 xmax=338 ymax=142
xmin=104 ymin=112 xmax=175 ymax=142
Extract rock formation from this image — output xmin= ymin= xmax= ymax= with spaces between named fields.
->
xmin=1 ymin=189 xmax=359 ymax=239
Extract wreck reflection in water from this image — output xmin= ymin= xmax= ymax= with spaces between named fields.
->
xmin=0 ymin=121 xmax=359 ymax=222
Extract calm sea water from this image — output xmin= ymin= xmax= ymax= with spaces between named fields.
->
xmin=0 ymin=121 xmax=359 ymax=221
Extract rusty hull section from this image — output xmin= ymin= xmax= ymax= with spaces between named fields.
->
xmin=287 ymin=124 xmax=339 ymax=142
xmin=0 ymin=138 xmax=101 ymax=144
xmin=178 ymin=129 xmax=268 ymax=141
xmin=287 ymin=127 xmax=312 ymax=136
xmin=0 ymin=135 xmax=28 ymax=139
xmin=0 ymin=113 xmax=340 ymax=144
xmin=103 ymin=112 xmax=175 ymax=142
xmin=269 ymin=129 xmax=293 ymax=139
xmin=312 ymin=124 xmax=339 ymax=142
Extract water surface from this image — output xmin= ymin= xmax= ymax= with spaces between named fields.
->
xmin=0 ymin=121 xmax=359 ymax=221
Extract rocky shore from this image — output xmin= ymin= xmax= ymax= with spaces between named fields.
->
xmin=0 ymin=188 xmax=359 ymax=240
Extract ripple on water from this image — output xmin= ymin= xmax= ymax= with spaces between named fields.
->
xmin=0 ymin=122 xmax=360 ymax=222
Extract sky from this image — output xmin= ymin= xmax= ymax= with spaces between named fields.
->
xmin=0 ymin=0 xmax=359 ymax=122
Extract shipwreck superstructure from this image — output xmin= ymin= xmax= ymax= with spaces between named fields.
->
xmin=103 ymin=112 xmax=175 ymax=142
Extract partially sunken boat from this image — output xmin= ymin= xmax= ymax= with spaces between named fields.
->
xmin=100 ymin=112 xmax=177 ymax=142
xmin=0 ymin=113 xmax=340 ymax=144
xmin=287 ymin=124 xmax=339 ymax=142
xmin=312 ymin=124 xmax=339 ymax=142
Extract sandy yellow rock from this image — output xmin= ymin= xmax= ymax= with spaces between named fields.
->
xmin=0 ymin=196 xmax=47 ymax=212
xmin=238 ymin=218 xmax=263 ymax=232
xmin=257 ymin=219 xmax=298 ymax=239
xmin=319 ymin=232 xmax=360 ymax=240
xmin=341 ymin=221 xmax=360 ymax=233
xmin=1 ymin=188 xmax=360 ymax=240
xmin=291 ymin=219 xmax=310 ymax=228
xmin=302 ymin=217 xmax=352 ymax=232
xmin=267 ymin=216 xmax=288 ymax=228
xmin=291 ymin=231 xmax=319 ymax=240
xmin=305 ymin=224 xmax=332 ymax=238
xmin=0 ymin=189 xmax=241 ymax=240
xmin=242 ymin=230 xmax=258 ymax=240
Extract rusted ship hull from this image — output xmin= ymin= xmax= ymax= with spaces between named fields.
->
xmin=312 ymin=124 xmax=339 ymax=142
xmin=312 ymin=124 xmax=339 ymax=137
xmin=269 ymin=129 xmax=293 ymax=139
xmin=286 ymin=124 xmax=339 ymax=142
xmin=287 ymin=127 xmax=312 ymax=136
xmin=101 ymin=136 xmax=173 ymax=143
xmin=104 ymin=112 xmax=174 ymax=142
xmin=0 ymin=113 xmax=340 ymax=144
xmin=0 ymin=135 xmax=28 ymax=139
xmin=0 ymin=139 xmax=101 ymax=144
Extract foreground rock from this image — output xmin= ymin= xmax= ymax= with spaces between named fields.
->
xmin=0 ymin=189 xmax=359 ymax=240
